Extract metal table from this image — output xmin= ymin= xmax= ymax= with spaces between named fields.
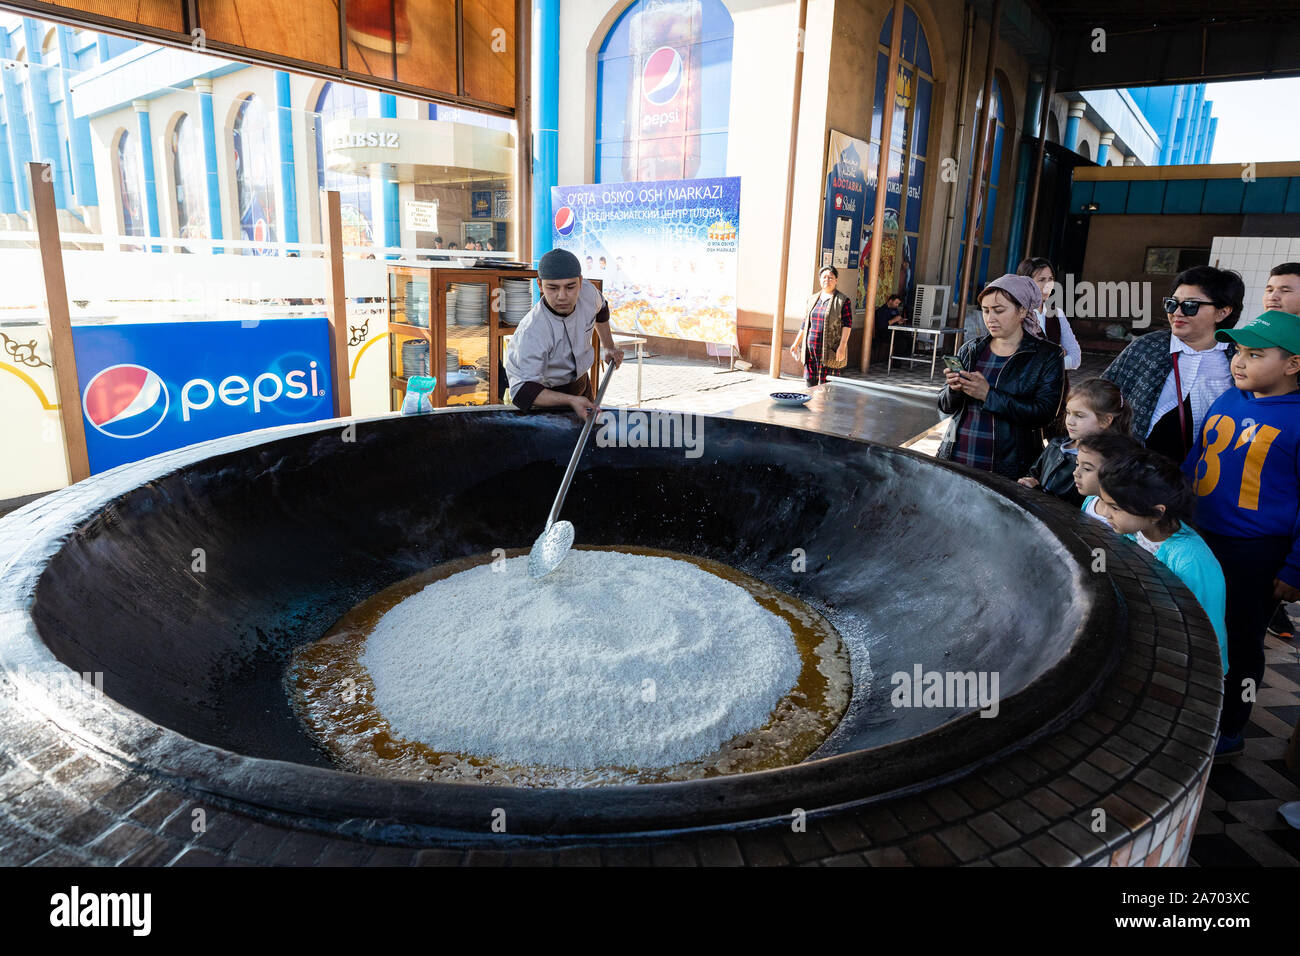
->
xmin=887 ymin=325 xmax=966 ymax=379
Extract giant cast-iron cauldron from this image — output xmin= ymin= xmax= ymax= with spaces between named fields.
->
xmin=0 ymin=408 xmax=1223 ymax=863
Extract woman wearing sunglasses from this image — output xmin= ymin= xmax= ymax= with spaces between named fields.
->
xmin=1101 ymin=265 xmax=1244 ymax=462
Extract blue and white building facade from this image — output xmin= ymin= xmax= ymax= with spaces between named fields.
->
xmin=0 ymin=13 xmax=517 ymax=252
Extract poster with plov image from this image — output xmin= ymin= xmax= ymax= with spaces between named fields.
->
xmin=550 ymin=177 xmax=740 ymax=344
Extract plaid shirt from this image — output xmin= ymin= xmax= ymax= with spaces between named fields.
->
xmin=949 ymin=346 xmax=1010 ymax=471
xmin=1102 ymin=329 xmax=1236 ymax=438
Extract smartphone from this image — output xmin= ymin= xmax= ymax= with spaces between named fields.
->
xmin=942 ymin=356 xmax=964 ymax=373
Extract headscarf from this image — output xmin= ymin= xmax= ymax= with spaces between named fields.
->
xmin=979 ymin=274 xmax=1044 ymax=337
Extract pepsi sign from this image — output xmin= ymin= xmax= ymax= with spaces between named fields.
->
xmin=71 ymin=318 xmax=334 ymax=474
xmin=642 ymin=47 xmax=683 ymax=106
xmin=554 ymin=206 xmax=576 ymax=238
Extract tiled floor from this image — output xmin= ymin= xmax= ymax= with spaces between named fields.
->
xmin=1190 ymin=631 xmax=1300 ymax=866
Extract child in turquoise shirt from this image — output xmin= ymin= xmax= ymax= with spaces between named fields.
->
xmin=1095 ymin=448 xmax=1229 ymax=674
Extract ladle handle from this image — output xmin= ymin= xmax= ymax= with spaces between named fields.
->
xmin=544 ymin=357 xmax=618 ymax=530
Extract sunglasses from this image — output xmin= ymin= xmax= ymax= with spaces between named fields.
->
xmin=1162 ymin=297 xmax=1214 ymax=317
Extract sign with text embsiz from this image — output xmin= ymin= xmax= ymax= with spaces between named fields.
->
xmin=71 ymin=318 xmax=334 ymax=474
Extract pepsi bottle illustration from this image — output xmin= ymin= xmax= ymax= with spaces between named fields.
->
xmin=625 ymin=0 xmax=703 ymax=182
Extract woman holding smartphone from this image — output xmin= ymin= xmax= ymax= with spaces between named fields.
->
xmin=937 ymin=274 xmax=1065 ymax=479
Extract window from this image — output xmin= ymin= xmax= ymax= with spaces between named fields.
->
xmin=171 ymin=114 xmax=207 ymax=241
xmin=116 ymin=130 xmax=145 ymax=241
xmin=594 ymin=0 xmax=732 ymax=183
xmin=314 ymin=82 xmax=375 ymax=246
xmin=233 ymin=95 xmax=277 ymax=248
xmin=858 ymin=3 xmax=934 ymax=310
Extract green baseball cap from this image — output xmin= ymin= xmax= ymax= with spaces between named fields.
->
xmin=1215 ymin=310 xmax=1300 ymax=355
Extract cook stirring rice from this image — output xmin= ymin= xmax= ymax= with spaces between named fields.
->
xmin=505 ymin=249 xmax=624 ymax=420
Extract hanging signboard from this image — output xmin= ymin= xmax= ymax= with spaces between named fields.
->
xmin=550 ymin=176 xmax=740 ymax=344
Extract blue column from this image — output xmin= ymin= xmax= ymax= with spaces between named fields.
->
xmin=532 ymin=0 xmax=560 ymax=266
xmin=0 ymin=86 xmax=15 ymax=214
xmin=95 ymin=35 xmax=109 ymax=64
xmin=1005 ymin=75 xmax=1042 ymax=270
xmin=57 ymin=26 xmax=97 ymax=206
xmin=1201 ymin=117 xmax=1218 ymax=164
xmin=379 ymin=92 xmax=399 ymax=256
xmin=1160 ymin=85 xmax=1185 ymax=165
xmin=0 ymin=30 xmax=33 ymax=212
xmin=133 ymin=100 xmax=162 ymax=252
xmin=1064 ymin=103 xmax=1084 ymax=152
xmin=274 ymin=71 xmax=299 ymax=246
xmin=1182 ymin=84 xmax=1205 ymax=165
xmin=195 ymin=78 xmax=223 ymax=251
xmin=1095 ymin=134 xmax=1112 ymax=167
xmin=24 ymin=20 xmax=70 ymax=208
xmin=1193 ymin=102 xmax=1211 ymax=165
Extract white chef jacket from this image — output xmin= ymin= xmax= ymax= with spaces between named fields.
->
xmin=504 ymin=280 xmax=607 ymax=409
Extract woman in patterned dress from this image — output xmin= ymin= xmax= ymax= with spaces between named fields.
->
xmin=790 ymin=266 xmax=853 ymax=386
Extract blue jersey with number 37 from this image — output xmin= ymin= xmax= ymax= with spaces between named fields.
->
xmin=1183 ymin=387 xmax=1300 ymax=588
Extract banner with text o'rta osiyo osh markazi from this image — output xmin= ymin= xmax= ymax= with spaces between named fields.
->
xmin=550 ymin=177 xmax=740 ymax=344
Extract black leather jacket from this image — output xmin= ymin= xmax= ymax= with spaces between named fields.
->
xmin=937 ymin=333 xmax=1066 ymax=479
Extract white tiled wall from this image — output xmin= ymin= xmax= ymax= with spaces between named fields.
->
xmin=1210 ymin=236 xmax=1300 ymax=324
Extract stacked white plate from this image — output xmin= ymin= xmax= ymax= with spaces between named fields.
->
xmin=444 ymin=286 xmax=459 ymax=326
xmin=401 ymin=340 xmax=430 ymax=378
xmin=501 ymin=278 xmax=535 ymax=326
xmin=449 ymin=282 xmax=488 ymax=326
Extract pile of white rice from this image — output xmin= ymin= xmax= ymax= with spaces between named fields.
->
xmin=360 ymin=549 xmax=801 ymax=769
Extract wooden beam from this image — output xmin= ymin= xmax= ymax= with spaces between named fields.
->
xmin=769 ymin=0 xmax=809 ymax=378
xmin=956 ymin=0 xmax=1003 ymax=330
xmin=29 ymin=162 xmax=89 ymax=484
xmin=859 ymin=0 xmax=905 ymax=373
xmin=1023 ymin=36 xmax=1056 ymax=261
xmin=319 ymin=189 xmax=352 ymax=418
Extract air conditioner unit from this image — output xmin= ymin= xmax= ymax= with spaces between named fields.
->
xmin=913 ymin=284 xmax=950 ymax=329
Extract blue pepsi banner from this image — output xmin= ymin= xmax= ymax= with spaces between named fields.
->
xmin=71 ymin=318 xmax=334 ymax=474
xmin=550 ymin=176 xmax=740 ymax=344
xmin=820 ymin=129 xmax=872 ymax=272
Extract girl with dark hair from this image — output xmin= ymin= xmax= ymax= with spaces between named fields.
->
xmin=1017 ymin=257 xmax=1081 ymax=370
xmin=1096 ymin=448 xmax=1228 ymax=671
xmin=1073 ymin=431 xmax=1144 ymax=523
xmin=938 ymin=274 xmax=1065 ymax=478
xmin=790 ymin=265 xmax=852 ymax=386
xmin=1019 ymin=378 xmax=1131 ymax=505
xmin=1102 ymin=265 xmax=1245 ymax=462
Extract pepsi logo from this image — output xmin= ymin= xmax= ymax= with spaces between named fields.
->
xmin=82 ymin=364 xmax=170 ymax=439
xmin=642 ymin=47 xmax=683 ymax=106
xmin=554 ymin=206 xmax=576 ymax=237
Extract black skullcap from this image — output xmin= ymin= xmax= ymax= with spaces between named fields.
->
xmin=538 ymin=248 xmax=582 ymax=280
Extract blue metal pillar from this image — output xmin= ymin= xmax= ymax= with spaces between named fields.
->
xmin=195 ymin=78 xmax=223 ymax=251
xmin=274 ymin=71 xmax=299 ymax=246
xmin=57 ymin=25 xmax=97 ymax=206
xmin=133 ymin=100 xmax=162 ymax=251
xmin=379 ymin=92 xmax=399 ymax=256
xmin=532 ymin=0 xmax=560 ymax=266
xmin=0 ymin=30 xmax=33 ymax=212
xmin=1005 ymin=75 xmax=1042 ymax=270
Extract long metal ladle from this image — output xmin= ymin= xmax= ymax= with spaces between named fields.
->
xmin=528 ymin=357 xmax=618 ymax=578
